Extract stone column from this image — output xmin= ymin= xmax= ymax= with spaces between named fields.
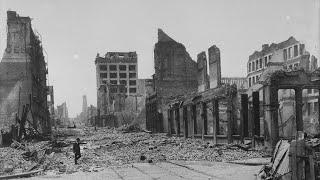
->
xmin=203 ymin=102 xmax=208 ymax=135
xmin=200 ymin=102 xmax=207 ymax=140
xmin=264 ymin=85 xmax=279 ymax=149
xmin=175 ymin=108 xmax=180 ymax=136
xmin=212 ymin=99 xmax=219 ymax=144
xmin=253 ymin=91 xmax=260 ymax=136
xmin=192 ymin=104 xmax=197 ymax=137
xmin=240 ymin=94 xmax=249 ymax=143
xmin=167 ymin=109 xmax=172 ymax=135
xmin=188 ymin=105 xmax=194 ymax=138
xmin=295 ymin=88 xmax=303 ymax=132
xmin=183 ymin=106 xmax=188 ymax=138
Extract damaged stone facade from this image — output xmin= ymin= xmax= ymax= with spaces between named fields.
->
xmin=146 ymin=29 xmax=241 ymax=136
xmin=154 ymin=29 xmax=198 ymax=100
xmin=260 ymin=69 xmax=320 ymax=149
xmin=164 ymin=43 xmax=241 ymax=142
xmin=0 ymin=11 xmax=50 ymax=138
xmin=246 ymin=37 xmax=319 ymax=141
xmin=147 ymin=29 xmax=198 ymax=132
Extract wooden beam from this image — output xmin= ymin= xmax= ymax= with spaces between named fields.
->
xmin=0 ymin=169 xmax=43 ymax=179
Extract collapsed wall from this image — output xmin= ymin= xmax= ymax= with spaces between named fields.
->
xmin=148 ymin=29 xmax=198 ymax=132
xmin=154 ymin=29 xmax=198 ymax=100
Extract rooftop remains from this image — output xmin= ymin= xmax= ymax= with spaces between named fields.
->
xmin=249 ymin=36 xmax=299 ymax=60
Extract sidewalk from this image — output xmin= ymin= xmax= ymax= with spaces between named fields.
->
xmin=28 ymin=160 xmax=264 ymax=180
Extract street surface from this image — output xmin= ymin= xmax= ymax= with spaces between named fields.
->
xmin=29 ymin=160 xmax=263 ymax=180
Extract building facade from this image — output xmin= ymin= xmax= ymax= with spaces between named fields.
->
xmin=247 ymin=37 xmax=311 ymax=88
xmin=246 ymin=36 xmax=319 ymax=137
xmin=95 ymin=52 xmax=138 ymax=96
xmin=0 ymin=11 xmax=50 ymax=136
xmin=95 ymin=52 xmax=140 ymax=127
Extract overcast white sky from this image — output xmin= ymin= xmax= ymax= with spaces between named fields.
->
xmin=0 ymin=0 xmax=319 ymax=117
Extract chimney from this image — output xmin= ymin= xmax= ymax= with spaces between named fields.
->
xmin=262 ymin=44 xmax=269 ymax=51
xmin=208 ymin=45 xmax=221 ymax=89
xmin=197 ymin=51 xmax=208 ymax=92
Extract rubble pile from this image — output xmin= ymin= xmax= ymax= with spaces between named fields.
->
xmin=0 ymin=127 xmax=266 ymax=176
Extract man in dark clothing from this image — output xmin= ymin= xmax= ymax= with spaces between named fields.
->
xmin=73 ymin=138 xmax=81 ymax=164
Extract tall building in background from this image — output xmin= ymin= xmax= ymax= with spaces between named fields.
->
xmin=82 ymin=95 xmax=87 ymax=114
xmin=95 ymin=52 xmax=138 ymax=125
xmin=95 ymin=52 xmax=138 ymax=96
xmin=81 ymin=95 xmax=88 ymax=123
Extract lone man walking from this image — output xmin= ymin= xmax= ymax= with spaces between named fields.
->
xmin=73 ymin=138 xmax=81 ymax=164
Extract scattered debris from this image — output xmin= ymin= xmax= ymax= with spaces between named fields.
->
xmin=140 ymin=155 xmax=146 ymax=161
xmin=0 ymin=127 xmax=267 ymax=177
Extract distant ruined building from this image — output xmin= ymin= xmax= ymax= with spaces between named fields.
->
xmin=0 ymin=11 xmax=51 ymax=143
xmin=95 ymin=51 xmax=152 ymax=127
xmin=56 ymin=102 xmax=69 ymax=127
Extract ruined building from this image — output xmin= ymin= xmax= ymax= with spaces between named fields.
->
xmin=153 ymin=29 xmax=198 ymax=100
xmin=95 ymin=52 xmax=138 ymax=96
xmin=247 ymin=37 xmax=319 ymax=139
xmin=56 ymin=102 xmax=69 ymax=127
xmin=146 ymin=29 xmax=198 ymax=132
xmin=95 ymin=52 xmax=144 ymax=127
xmin=247 ymin=36 xmax=315 ymax=88
xmin=0 ymin=11 xmax=51 ymax=142
xmin=146 ymin=29 xmax=251 ymax=142
xmin=87 ymin=105 xmax=97 ymax=126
